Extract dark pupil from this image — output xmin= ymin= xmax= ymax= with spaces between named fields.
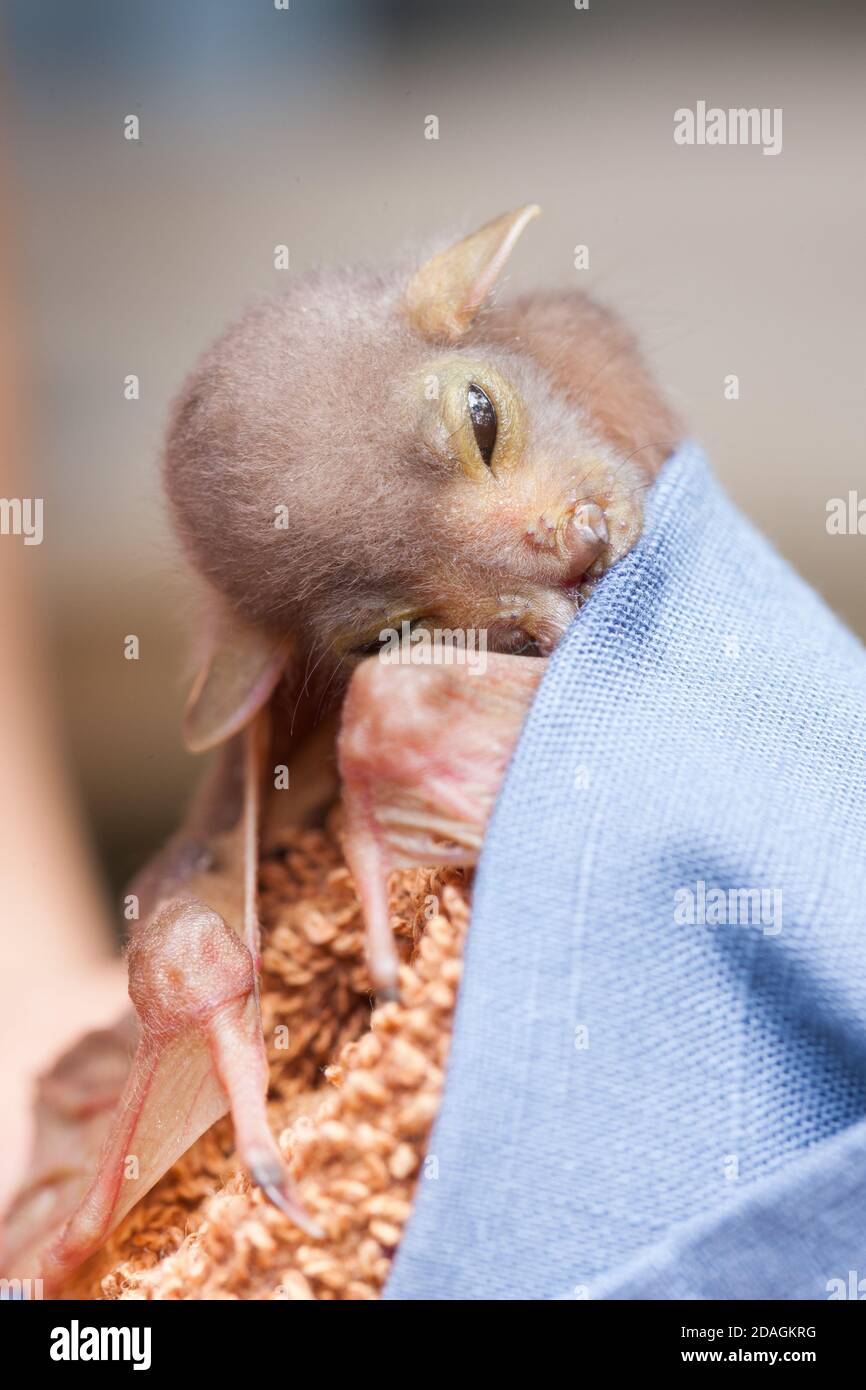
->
xmin=467 ymin=383 xmax=497 ymax=466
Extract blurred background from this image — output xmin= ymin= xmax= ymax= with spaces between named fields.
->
xmin=3 ymin=0 xmax=865 ymax=902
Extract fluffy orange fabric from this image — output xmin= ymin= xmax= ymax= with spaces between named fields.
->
xmin=63 ymin=810 xmax=468 ymax=1300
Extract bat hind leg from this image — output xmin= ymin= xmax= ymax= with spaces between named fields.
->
xmin=44 ymin=896 xmax=319 ymax=1284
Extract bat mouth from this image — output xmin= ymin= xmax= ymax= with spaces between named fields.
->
xmin=486 ymin=628 xmax=548 ymax=658
xmin=487 ymin=596 xmax=574 ymax=657
xmin=347 ymin=584 xmax=581 ymax=666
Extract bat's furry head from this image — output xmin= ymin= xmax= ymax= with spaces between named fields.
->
xmin=165 ymin=206 xmax=679 ymax=747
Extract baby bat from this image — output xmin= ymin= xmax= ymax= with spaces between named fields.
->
xmin=2 ymin=205 xmax=679 ymax=1285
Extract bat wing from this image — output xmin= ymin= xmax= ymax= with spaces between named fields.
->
xmin=0 ymin=1008 xmax=230 ymax=1286
xmin=338 ymin=652 xmax=544 ymax=992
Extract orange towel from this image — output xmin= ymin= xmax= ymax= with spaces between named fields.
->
xmin=64 ymin=809 xmax=467 ymax=1300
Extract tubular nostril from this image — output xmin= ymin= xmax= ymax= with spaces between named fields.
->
xmin=527 ymin=502 xmax=610 ymax=577
xmin=558 ymin=501 xmax=609 ymax=581
xmin=570 ymin=502 xmax=609 ymax=549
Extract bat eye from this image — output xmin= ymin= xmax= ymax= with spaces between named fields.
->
xmin=467 ymin=383 xmax=497 ymax=467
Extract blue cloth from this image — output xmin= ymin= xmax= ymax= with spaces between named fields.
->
xmin=384 ymin=441 xmax=866 ymax=1301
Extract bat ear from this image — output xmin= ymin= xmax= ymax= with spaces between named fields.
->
xmin=405 ymin=203 xmax=541 ymax=341
xmin=183 ymin=606 xmax=292 ymax=754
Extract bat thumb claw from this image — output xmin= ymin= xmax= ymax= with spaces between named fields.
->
xmin=375 ymin=976 xmax=401 ymax=1005
xmin=249 ymin=1156 xmax=324 ymax=1240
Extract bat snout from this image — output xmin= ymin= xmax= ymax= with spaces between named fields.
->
xmin=526 ymin=500 xmax=609 ymax=584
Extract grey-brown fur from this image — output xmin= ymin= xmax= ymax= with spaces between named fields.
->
xmin=166 ymin=224 xmax=679 ymax=704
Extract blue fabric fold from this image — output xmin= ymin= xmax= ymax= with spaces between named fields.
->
xmin=384 ymin=441 xmax=866 ymax=1301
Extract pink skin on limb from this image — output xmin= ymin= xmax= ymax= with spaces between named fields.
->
xmin=338 ymin=652 xmax=545 ymax=995
xmin=42 ymin=896 xmax=319 ymax=1285
xmin=28 ymin=655 xmax=538 ymax=1282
